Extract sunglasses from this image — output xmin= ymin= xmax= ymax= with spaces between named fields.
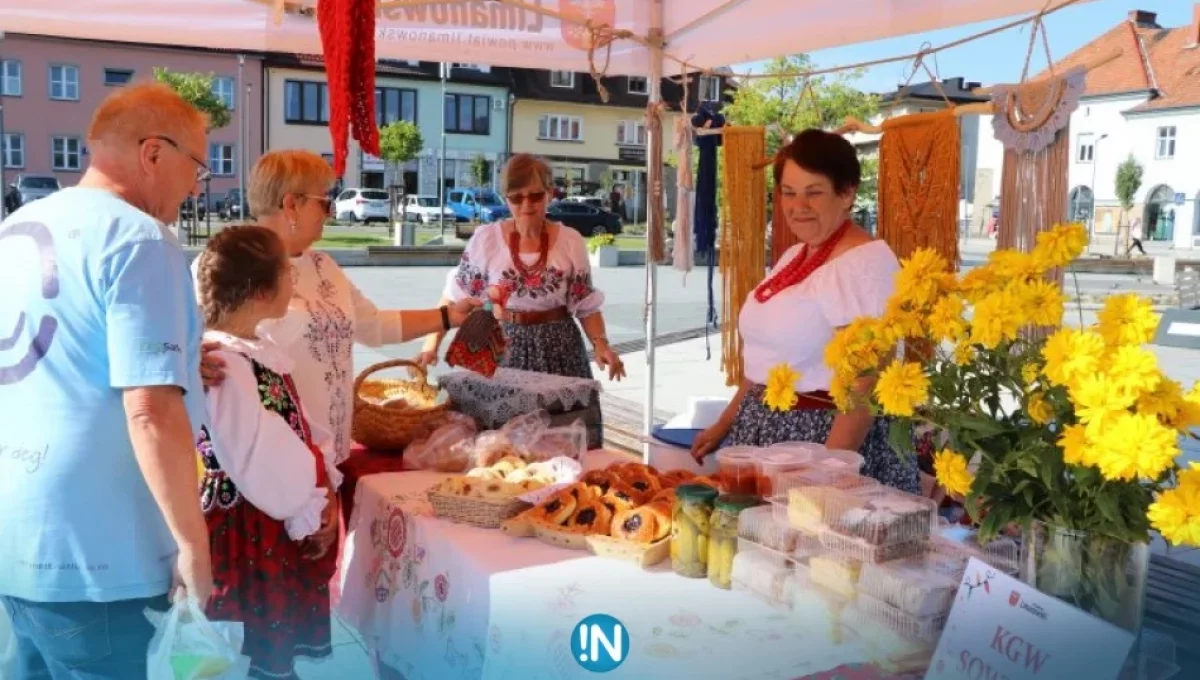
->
xmin=506 ymin=191 xmax=547 ymax=205
xmin=139 ymin=135 xmax=211 ymax=181
xmin=302 ymin=194 xmax=333 ymax=212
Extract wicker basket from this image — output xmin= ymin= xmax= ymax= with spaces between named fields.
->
xmin=427 ymin=490 xmax=531 ymax=529
xmin=352 ymin=359 xmax=450 ymax=453
xmin=587 ymin=535 xmax=670 ymax=568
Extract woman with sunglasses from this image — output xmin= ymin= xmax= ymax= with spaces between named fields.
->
xmin=421 ymin=153 xmax=625 ymax=385
xmin=194 ymin=151 xmax=480 ymax=508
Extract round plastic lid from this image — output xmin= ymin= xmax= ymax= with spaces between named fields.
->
xmin=676 ymin=483 xmax=721 ymax=502
xmin=716 ymin=446 xmax=759 ymax=464
xmin=759 ymin=450 xmax=812 ymax=467
xmin=768 ymin=441 xmax=826 ymax=456
xmin=813 ymin=448 xmax=865 ymax=471
xmin=715 ymin=494 xmax=763 ymax=512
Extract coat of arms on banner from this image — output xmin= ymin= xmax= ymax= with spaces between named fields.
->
xmin=559 ymin=0 xmax=617 ymax=50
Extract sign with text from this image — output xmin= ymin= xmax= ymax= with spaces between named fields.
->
xmin=924 ymin=558 xmax=1135 ymax=680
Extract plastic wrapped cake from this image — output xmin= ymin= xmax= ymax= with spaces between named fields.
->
xmin=857 ymin=554 xmax=961 ymax=618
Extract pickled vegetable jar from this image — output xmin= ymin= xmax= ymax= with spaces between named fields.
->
xmin=671 ymin=483 xmax=720 ymax=578
xmin=708 ymin=494 xmax=762 ymax=589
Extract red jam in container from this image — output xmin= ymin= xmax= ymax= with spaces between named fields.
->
xmin=716 ymin=447 xmax=761 ymax=495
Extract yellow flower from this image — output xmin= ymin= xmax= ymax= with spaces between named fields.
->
xmin=969 ymin=288 xmax=1025 ymax=349
xmin=1011 ymin=277 xmax=1065 ymax=328
xmin=1139 ymin=376 xmax=1184 ymax=424
xmin=874 ymin=361 xmax=930 ymax=417
xmin=826 ymin=317 xmax=894 ymax=378
xmin=1021 ymin=362 xmax=1041 ymax=386
xmin=1027 ymin=392 xmax=1054 ymax=424
xmin=1041 ymin=328 xmax=1106 ymax=387
xmin=927 ymin=294 xmax=968 ymax=343
xmin=1091 ymin=412 xmax=1180 ymax=482
xmin=952 ymin=343 xmax=976 ymax=366
xmin=985 ymin=250 xmax=1044 ymax=281
xmin=1149 ymin=463 xmax=1200 ymax=547
xmin=829 ymin=374 xmax=855 ymax=412
xmin=1069 ymin=373 xmax=1138 ymax=435
xmin=763 ymin=363 xmax=800 ymax=412
xmin=1172 ymin=383 xmax=1200 ymax=432
xmin=1031 ymin=222 xmax=1088 ymax=269
xmin=1107 ymin=345 xmax=1162 ymax=402
xmin=959 ymin=266 xmax=1005 ymax=303
xmin=894 ymin=249 xmax=952 ymax=309
xmin=1058 ymin=424 xmax=1093 ymax=467
xmin=1096 ymin=294 xmax=1159 ymax=348
xmin=933 ymin=449 xmax=974 ymax=497
xmin=881 ymin=299 xmax=926 ymax=345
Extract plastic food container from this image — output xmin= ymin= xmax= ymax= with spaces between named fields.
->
xmin=853 ymin=592 xmax=949 ymax=643
xmin=757 ymin=447 xmax=815 ymax=496
xmin=858 ymin=555 xmax=961 ymax=618
xmin=737 ymin=504 xmax=798 ymax=554
xmin=930 ymin=534 xmax=1021 ymax=576
xmin=817 ymin=527 xmax=927 ymax=564
xmin=671 ymin=483 xmax=720 ymax=578
xmin=708 ymin=494 xmax=762 ymax=589
xmin=769 ymin=468 xmax=878 ymax=527
xmin=809 ymin=448 xmax=865 ymax=473
xmin=808 ymin=554 xmax=862 ymax=600
xmin=730 ymin=545 xmax=794 ymax=607
xmin=823 ymin=486 xmax=938 ymax=546
xmin=715 ymin=447 xmax=760 ymax=495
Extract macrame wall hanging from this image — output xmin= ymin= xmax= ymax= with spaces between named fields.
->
xmin=672 ymin=115 xmax=695 ymax=273
xmin=645 ymin=101 xmax=666 ymax=263
xmin=877 ymin=109 xmax=962 ymax=267
xmin=317 ymin=0 xmax=380 ymax=177
xmin=991 ymin=66 xmax=1085 ymax=257
xmin=718 ymin=126 xmax=767 ymax=386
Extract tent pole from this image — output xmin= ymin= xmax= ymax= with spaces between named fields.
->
xmin=643 ymin=0 xmax=664 ymax=465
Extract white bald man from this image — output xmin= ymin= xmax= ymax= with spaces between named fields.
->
xmin=0 ymin=82 xmax=214 ymax=680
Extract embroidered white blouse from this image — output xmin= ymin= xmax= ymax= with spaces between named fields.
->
xmin=201 ymin=331 xmax=330 ymax=540
xmin=738 ymin=240 xmax=899 ymax=392
xmin=442 ymin=221 xmax=605 ymax=316
xmin=193 ymin=249 xmax=404 ymax=477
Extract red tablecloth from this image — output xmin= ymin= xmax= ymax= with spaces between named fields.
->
xmin=335 ymin=443 xmax=405 ymax=526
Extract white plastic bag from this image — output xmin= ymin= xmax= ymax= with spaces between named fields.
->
xmin=145 ymin=594 xmax=250 ymax=680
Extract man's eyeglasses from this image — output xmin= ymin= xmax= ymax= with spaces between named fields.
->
xmin=139 ymin=135 xmax=211 ymax=181
xmin=506 ymin=190 xmax=547 ymax=205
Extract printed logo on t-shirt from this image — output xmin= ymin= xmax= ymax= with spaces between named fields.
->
xmin=139 ymin=341 xmax=182 ymax=355
xmin=0 ymin=220 xmax=60 ymax=386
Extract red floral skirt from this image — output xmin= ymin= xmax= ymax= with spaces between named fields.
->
xmin=206 ymin=500 xmax=338 ymax=680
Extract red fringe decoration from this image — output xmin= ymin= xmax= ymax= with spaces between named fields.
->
xmin=770 ymin=186 xmax=799 ymax=265
xmin=318 ymin=0 xmax=380 ymax=177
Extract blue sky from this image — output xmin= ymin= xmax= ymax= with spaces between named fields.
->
xmin=737 ymin=1 xmax=1193 ymax=93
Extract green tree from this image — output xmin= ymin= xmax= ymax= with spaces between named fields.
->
xmin=378 ymin=121 xmax=424 ymax=229
xmin=469 ymin=154 xmax=491 ymax=187
xmin=1115 ymin=155 xmax=1143 ymax=223
xmin=725 ymin=54 xmax=878 ymax=181
xmin=152 ymin=67 xmax=231 ymax=130
xmin=857 ymin=155 xmax=879 ymax=205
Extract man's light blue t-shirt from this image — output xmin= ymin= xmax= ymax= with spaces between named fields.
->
xmin=0 ymin=187 xmax=207 ymax=603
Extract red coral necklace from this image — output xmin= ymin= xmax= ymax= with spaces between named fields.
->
xmin=507 ymin=223 xmax=551 ymax=277
xmin=753 ymin=220 xmax=852 ymax=303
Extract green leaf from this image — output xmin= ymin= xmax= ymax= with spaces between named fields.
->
xmin=379 ymin=121 xmax=425 ymax=165
xmin=888 ymin=418 xmax=915 ymax=458
xmin=152 ymin=67 xmax=232 ymax=130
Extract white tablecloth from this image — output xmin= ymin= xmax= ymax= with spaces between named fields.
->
xmin=337 ymin=451 xmax=875 ymax=680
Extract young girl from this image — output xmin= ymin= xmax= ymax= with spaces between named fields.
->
xmin=194 ymin=225 xmax=339 ymax=679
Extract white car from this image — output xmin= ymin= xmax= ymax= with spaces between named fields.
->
xmin=334 ymin=188 xmax=391 ymax=224
xmin=403 ymin=195 xmax=455 ymax=224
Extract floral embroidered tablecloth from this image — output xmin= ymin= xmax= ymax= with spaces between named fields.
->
xmin=337 ymin=454 xmax=886 ymax=680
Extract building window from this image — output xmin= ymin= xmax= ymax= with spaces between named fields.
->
xmin=1076 ymin=133 xmax=1094 ymax=163
xmin=375 ymin=87 xmax=417 ymax=126
xmin=628 ymin=76 xmax=648 ymax=95
xmin=616 ymin=120 xmax=646 ymax=146
xmin=452 ymin=63 xmax=489 ymax=73
xmin=284 ymin=80 xmax=329 ymax=124
xmin=49 ymin=65 xmax=80 ymax=101
xmin=444 ymin=94 xmax=491 ymax=135
xmin=2 ymin=60 xmax=23 ymax=96
xmin=212 ymin=77 xmax=235 ymax=110
xmin=538 ymin=114 xmax=583 ymax=142
xmin=1156 ymin=126 xmax=1176 ymax=160
xmin=52 ymin=136 xmax=82 ymax=171
xmin=550 ymin=71 xmax=574 ymax=88
xmin=2 ymin=133 xmax=25 ymax=168
xmin=208 ymin=143 xmax=235 ymax=176
xmin=103 ymin=68 xmax=134 ymax=87
xmin=698 ymin=75 xmax=721 ymax=101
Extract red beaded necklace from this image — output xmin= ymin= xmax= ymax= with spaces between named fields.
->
xmin=753 ymin=220 xmax=852 ymax=303
xmin=507 ymin=222 xmax=550 ymax=277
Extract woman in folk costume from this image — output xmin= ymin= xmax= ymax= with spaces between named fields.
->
xmin=690 ymin=130 xmax=918 ymax=494
xmin=195 ymin=225 xmax=338 ymax=679
xmin=419 ymin=153 xmax=626 ymax=384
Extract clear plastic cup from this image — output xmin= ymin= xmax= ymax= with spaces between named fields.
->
xmin=716 ymin=446 xmax=760 ymax=495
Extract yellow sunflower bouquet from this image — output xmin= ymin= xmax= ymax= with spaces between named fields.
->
xmin=824 ymin=222 xmax=1200 ymax=630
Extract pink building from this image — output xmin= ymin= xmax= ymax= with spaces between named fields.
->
xmin=0 ymin=33 xmax=264 ymax=201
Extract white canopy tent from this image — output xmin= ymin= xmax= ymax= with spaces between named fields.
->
xmin=0 ymin=0 xmax=1083 ymax=453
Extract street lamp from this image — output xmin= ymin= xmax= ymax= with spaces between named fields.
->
xmin=1088 ymin=133 xmax=1108 ymax=243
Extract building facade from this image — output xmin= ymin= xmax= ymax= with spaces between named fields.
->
xmin=263 ymin=56 xmax=511 ymax=197
xmin=509 ymin=69 xmax=732 ymax=222
xmin=0 ymin=33 xmax=263 ymax=198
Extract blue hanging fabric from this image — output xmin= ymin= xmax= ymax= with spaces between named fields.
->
xmin=691 ymin=104 xmax=725 ymax=359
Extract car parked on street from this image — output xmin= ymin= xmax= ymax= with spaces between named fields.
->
xmin=9 ymin=174 xmax=62 ymax=208
xmin=547 ymin=200 xmax=622 ymax=236
xmin=334 ymin=188 xmax=391 ymax=224
xmin=403 ymin=195 xmax=455 ymax=224
xmin=219 ymin=188 xmax=249 ymax=220
xmin=445 ymin=188 xmax=510 ymax=224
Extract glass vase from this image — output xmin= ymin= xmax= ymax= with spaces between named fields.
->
xmin=1020 ymin=520 xmax=1149 ymax=634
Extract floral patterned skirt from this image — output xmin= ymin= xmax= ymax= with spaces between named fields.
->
xmin=502 ymin=318 xmax=603 ymax=446
xmin=204 ymin=489 xmax=338 ymax=680
xmin=720 ymin=384 xmax=919 ymax=494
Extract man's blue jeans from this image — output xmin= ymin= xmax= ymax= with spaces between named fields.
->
xmin=1 ymin=594 xmax=170 ymax=680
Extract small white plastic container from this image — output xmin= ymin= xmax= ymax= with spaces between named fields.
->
xmin=823 ymin=486 xmax=938 ymax=546
xmin=858 ymin=554 xmax=961 ymax=618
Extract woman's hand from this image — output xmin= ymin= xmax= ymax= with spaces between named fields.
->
xmin=415 ymin=349 xmax=440 ymax=370
xmin=303 ymin=489 xmax=339 ymax=560
xmin=200 ymin=341 xmax=227 ymax=390
xmin=690 ymin=420 xmax=731 ymax=464
xmin=592 ymin=341 xmax=626 ymax=381
xmin=446 ymin=298 xmax=483 ymax=328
